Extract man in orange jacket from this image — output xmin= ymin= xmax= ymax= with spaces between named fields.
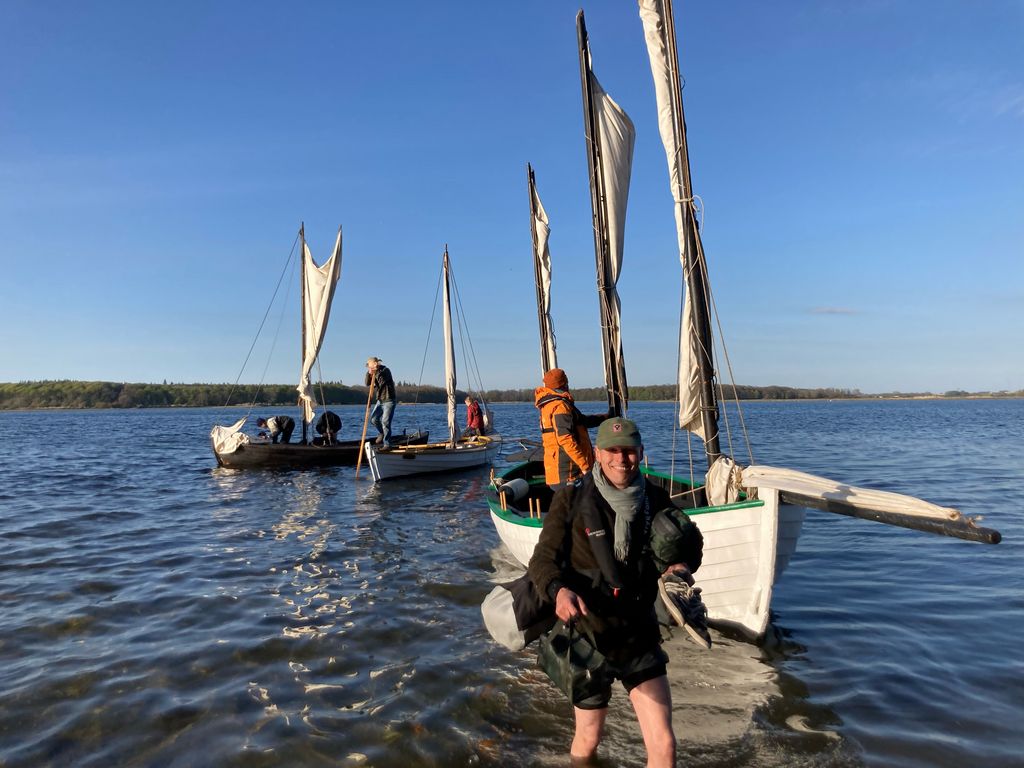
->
xmin=535 ymin=368 xmax=608 ymax=489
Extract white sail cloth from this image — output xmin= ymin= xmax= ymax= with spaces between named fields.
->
xmin=531 ymin=179 xmax=557 ymax=370
xmin=590 ymin=73 xmax=634 ymax=400
xmin=741 ymin=465 xmax=964 ymax=521
xmin=639 ymin=0 xmax=704 ymax=438
xmin=210 ymin=417 xmax=249 ymax=455
xmin=297 ymin=229 xmax=343 ymax=423
xmin=443 ymin=250 xmax=458 ymax=447
xmin=705 ymin=456 xmax=743 ymax=506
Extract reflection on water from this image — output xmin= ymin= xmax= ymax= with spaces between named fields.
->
xmin=0 ymin=402 xmax=1020 ymax=766
xmin=271 ymin=475 xmax=339 ymax=640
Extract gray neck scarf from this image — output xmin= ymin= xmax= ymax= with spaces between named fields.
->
xmin=593 ymin=465 xmax=646 ymax=562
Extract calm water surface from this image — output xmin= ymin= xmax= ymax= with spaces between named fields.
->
xmin=1 ymin=400 xmax=1021 ymax=767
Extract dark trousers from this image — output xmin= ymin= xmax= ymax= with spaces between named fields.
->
xmin=274 ymin=417 xmax=296 ymax=444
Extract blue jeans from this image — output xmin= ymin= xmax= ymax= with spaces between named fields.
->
xmin=370 ymin=400 xmax=395 ymax=446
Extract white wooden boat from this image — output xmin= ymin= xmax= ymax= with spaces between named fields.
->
xmin=489 ymin=461 xmax=806 ymax=638
xmin=486 ymin=2 xmax=999 ymax=641
xmin=366 ymin=436 xmax=501 ymax=482
xmin=364 ymin=246 xmax=501 ymax=481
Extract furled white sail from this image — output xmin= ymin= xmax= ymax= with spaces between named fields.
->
xmin=590 ymin=73 xmax=634 ymax=400
xmin=297 ymin=229 xmax=343 ymax=423
xmin=531 ymin=180 xmax=557 ymax=370
xmin=678 ymin=291 xmax=704 ymax=437
xmin=706 ymin=455 xmax=742 ymax=506
xmin=742 ymin=465 xmax=964 ymax=521
xmin=639 ymin=0 xmax=704 ymax=438
xmin=210 ymin=417 xmax=249 ymax=455
xmin=443 ymin=250 xmax=457 ymax=447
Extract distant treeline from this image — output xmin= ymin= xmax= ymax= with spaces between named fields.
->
xmin=479 ymin=384 xmax=873 ymax=402
xmin=0 ymin=380 xmax=446 ymax=410
xmin=1 ymin=380 xmax=1020 ymax=410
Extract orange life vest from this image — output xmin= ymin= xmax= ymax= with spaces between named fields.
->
xmin=534 ymin=386 xmax=594 ymax=485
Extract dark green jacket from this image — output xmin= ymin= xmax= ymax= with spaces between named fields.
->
xmin=527 ymin=473 xmax=674 ymax=663
xmin=364 ymin=365 xmax=396 ymax=402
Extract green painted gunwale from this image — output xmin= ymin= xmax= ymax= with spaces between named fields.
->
xmin=486 ymin=461 xmax=765 ymax=525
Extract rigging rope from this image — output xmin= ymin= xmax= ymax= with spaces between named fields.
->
xmin=692 ymin=195 xmax=754 ymax=467
xmin=221 ymin=230 xmax=301 ymax=419
xmin=672 ymin=194 xmax=758 ymax=478
xmin=413 ymin=266 xmax=444 ymax=405
xmin=449 ymin=259 xmax=489 ymax=403
xmin=406 ymin=254 xmax=493 ymax=439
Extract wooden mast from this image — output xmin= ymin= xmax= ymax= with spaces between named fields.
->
xmin=299 ymin=222 xmax=309 ymax=445
xmin=442 ymin=246 xmax=457 ymax=449
xmin=577 ymin=9 xmax=626 ymax=418
xmin=662 ymin=0 xmax=720 ymax=467
xmin=528 ymin=163 xmax=555 ymax=375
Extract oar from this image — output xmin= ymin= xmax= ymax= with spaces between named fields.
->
xmin=355 ymin=379 xmax=375 ymax=478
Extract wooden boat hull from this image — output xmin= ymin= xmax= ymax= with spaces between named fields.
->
xmin=365 ymin=437 xmax=501 ymax=482
xmin=213 ymin=431 xmax=428 ymax=469
xmin=489 ymin=507 xmax=543 ymax=567
xmin=684 ymin=487 xmax=804 ymax=638
xmin=486 ymin=461 xmax=805 ymax=640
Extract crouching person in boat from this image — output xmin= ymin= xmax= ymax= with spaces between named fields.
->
xmin=535 ymin=368 xmax=607 ymax=491
xmin=527 ymin=417 xmax=701 ymax=767
xmin=314 ymin=410 xmax=342 ymax=446
xmin=256 ymin=415 xmax=295 ymax=444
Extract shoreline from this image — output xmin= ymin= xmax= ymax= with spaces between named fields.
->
xmin=2 ymin=393 xmax=1022 ymax=413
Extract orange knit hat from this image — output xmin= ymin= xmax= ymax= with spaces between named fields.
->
xmin=543 ymin=368 xmax=568 ymax=389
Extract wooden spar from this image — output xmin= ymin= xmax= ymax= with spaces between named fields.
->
xmin=354 ymin=378 xmax=374 ymax=477
xmin=577 ymin=10 xmax=626 ymax=418
xmin=299 ymin=222 xmax=309 ymax=445
xmin=528 ymin=163 xmax=555 ymax=375
xmin=778 ymin=490 xmax=1002 ymax=544
xmin=442 ymin=246 xmax=457 ymax=449
xmin=660 ymin=0 xmax=720 ymax=468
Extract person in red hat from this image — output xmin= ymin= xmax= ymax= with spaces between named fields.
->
xmin=534 ymin=368 xmax=607 ymax=489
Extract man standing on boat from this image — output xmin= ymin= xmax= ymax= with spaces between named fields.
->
xmin=528 ymin=417 xmax=701 ymax=767
xmin=256 ymin=415 xmax=295 ymax=444
xmin=535 ymin=368 xmax=606 ymax=490
xmin=365 ymin=356 xmax=397 ymax=448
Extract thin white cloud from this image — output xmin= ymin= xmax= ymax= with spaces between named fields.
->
xmin=810 ymin=307 xmax=858 ymax=315
xmin=994 ymin=84 xmax=1024 ymax=119
xmin=907 ymin=71 xmax=1024 ymax=125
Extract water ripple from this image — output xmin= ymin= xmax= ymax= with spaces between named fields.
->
xmin=0 ymin=402 xmax=1021 ymax=766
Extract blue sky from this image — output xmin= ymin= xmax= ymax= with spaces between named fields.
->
xmin=1 ymin=1 xmax=1021 ymax=394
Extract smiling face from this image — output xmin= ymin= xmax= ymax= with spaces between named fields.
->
xmin=595 ymin=445 xmax=643 ymax=489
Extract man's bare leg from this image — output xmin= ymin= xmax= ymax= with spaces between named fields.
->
xmin=629 ymin=675 xmax=675 ymax=768
xmin=571 ymin=705 xmax=607 ymax=763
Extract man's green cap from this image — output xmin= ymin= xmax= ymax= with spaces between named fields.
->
xmin=596 ymin=417 xmax=642 ymax=449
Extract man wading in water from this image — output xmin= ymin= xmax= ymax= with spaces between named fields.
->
xmin=528 ymin=417 xmax=706 ymax=766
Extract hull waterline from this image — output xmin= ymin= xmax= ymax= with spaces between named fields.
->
xmin=213 ymin=431 xmax=428 ymax=469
